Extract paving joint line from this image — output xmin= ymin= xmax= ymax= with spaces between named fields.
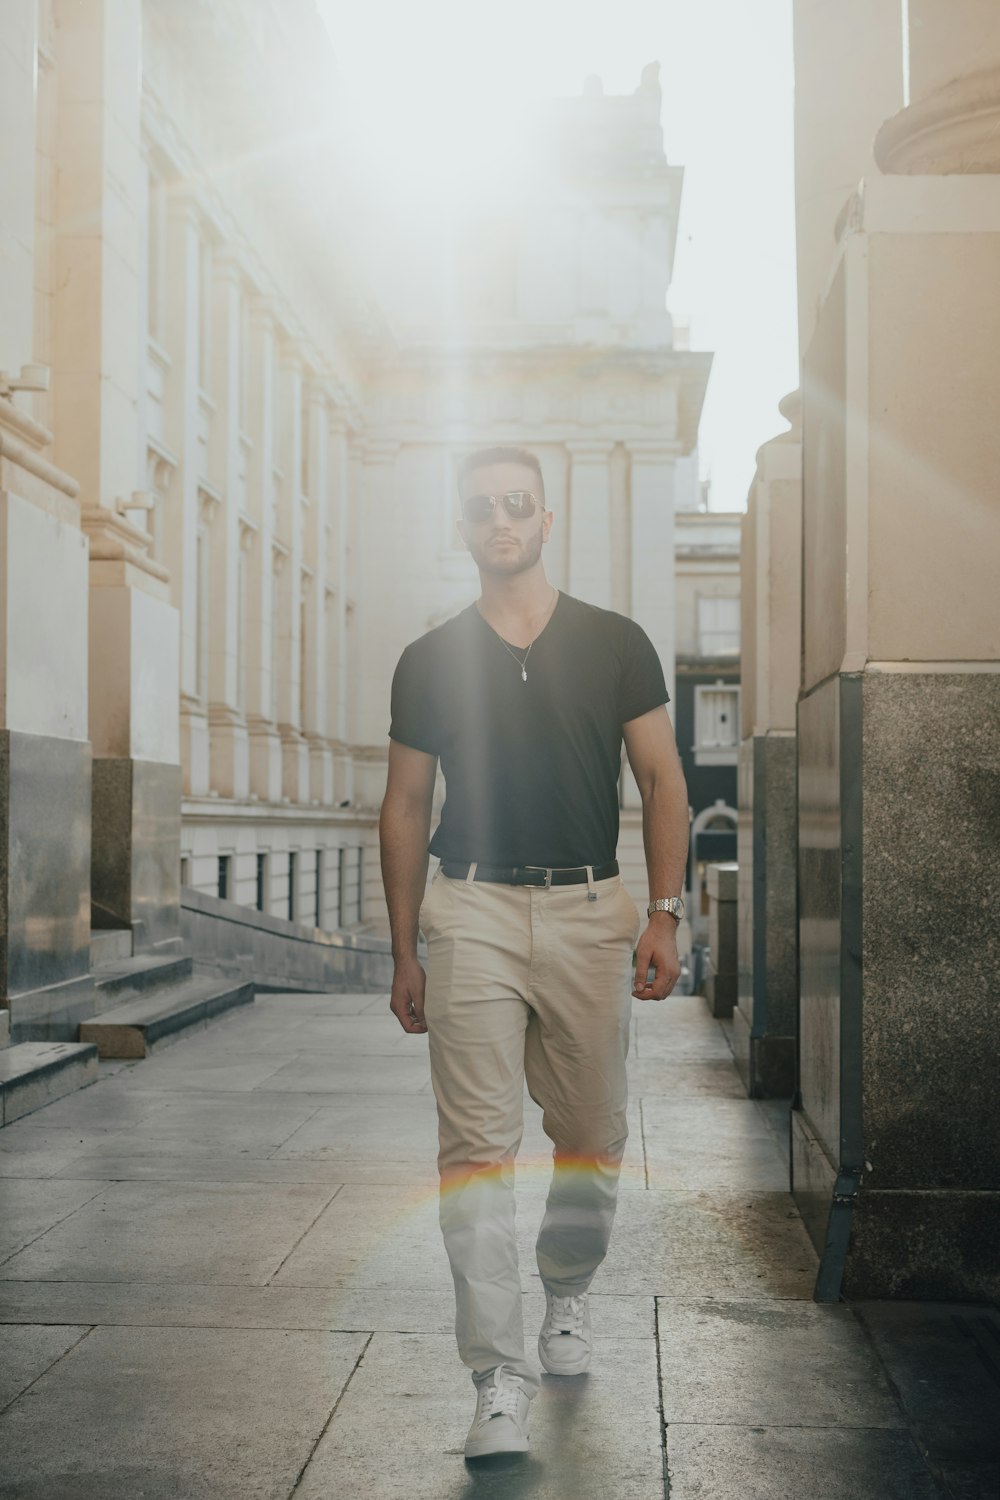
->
xmin=266 ymin=1104 xmax=329 ymax=1158
xmin=265 ymin=1184 xmax=345 ymax=1285
xmin=654 ymin=1296 xmax=671 ymax=1497
xmin=0 ymin=1182 xmax=110 ymax=1271
xmin=287 ymin=1330 xmax=374 ymax=1497
xmin=638 ymin=1097 xmax=650 ymax=1190
xmin=0 ymin=1324 xmax=97 ymax=1416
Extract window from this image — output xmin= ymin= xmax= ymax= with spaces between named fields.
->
xmin=356 ymin=846 xmax=364 ymax=924
xmin=180 ymin=856 xmax=190 ymax=887
xmin=693 ymin=683 xmax=740 ymax=766
xmin=315 ymin=849 xmax=323 ymax=929
xmin=146 ymin=168 xmax=166 ymax=343
xmin=288 ymin=851 xmax=297 ymax=922
xmin=337 ymin=846 xmax=347 ymax=928
xmin=696 ymin=595 xmax=740 ymax=657
xmin=256 ymin=852 xmax=267 ymax=913
xmin=198 ymin=236 xmax=213 ymax=390
xmin=217 ymin=855 xmax=230 ymax=900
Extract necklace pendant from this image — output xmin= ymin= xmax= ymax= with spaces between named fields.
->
xmin=521 ymin=666 xmax=527 ymax=682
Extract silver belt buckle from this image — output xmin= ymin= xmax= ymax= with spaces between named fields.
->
xmin=523 ymin=865 xmax=553 ymax=888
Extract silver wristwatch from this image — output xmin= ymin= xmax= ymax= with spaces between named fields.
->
xmin=647 ymin=897 xmax=685 ymax=921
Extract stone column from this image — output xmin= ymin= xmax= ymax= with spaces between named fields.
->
xmin=162 ymin=192 xmax=210 ymax=797
xmin=566 ymin=439 xmax=613 ymax=609
xmin=205 ymin=251 xmax=249 ymax=799
xmin=303 ymin=384 xmax=333 ymax=805
xmin=51 ymin=0 xmax=180 ymax=954
xmin=735 ymin=393 xmax=801 ymax=1098
xmin=275 ymin=349 xmax=309 ymax=803
xmin=622 ymin=442 xmax=677 ymax=809
xmin=792 ymin=0 xmax=903 ymax=352
xmin=0 ymin=401 xmax=91 ymax=1037
xmin=327 ymin=416 xmax=353 ymax=804
xmin=242 ymin=305 xmax=281 ymax=801
xmin=793 ymin=11 xmax=1000 ymax=1301
xmin=356 ymin=440 xmax=399 ymax=793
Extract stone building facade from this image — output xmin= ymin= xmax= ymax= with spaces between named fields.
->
xmin=0 ymin=0 xmax=710 ymax=1039
xmin=739 ymin=0 xmax=1000 ymax=1301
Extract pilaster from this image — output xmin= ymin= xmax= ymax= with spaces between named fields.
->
xmin=622 ymin=441 xmax=678 ymax=809
xmin=50 ymin=0 xmax=181 ymax=953
xmin=243 ymin=301 xmax=283 ymax=803
xmin=566 ymin=438 xmax=614 ymax=609
xmin=0 ymin=397 xmax=91 ymax=1031
xmin=275 ymin=346 xmax=309 ymax=803
xmin=735 ymin=392 xmax=801 ymax=1099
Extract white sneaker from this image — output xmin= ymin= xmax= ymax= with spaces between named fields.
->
xmin=464 ymin=1364 xmax=531 ymax=1458
xmin=538 ymin=1291 xmax=592 ymax=1376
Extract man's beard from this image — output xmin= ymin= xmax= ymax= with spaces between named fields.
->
xmin=470 ymin=528 xmax=544 ymax=576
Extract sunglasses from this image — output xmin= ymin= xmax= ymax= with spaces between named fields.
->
xmin=461 ymin=490 xmax=543 ymax=524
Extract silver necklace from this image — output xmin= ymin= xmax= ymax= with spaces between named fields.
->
xmin=493 ymin=587 xmax=558 ymax=682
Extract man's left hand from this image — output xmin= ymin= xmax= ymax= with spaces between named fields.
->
xmin=632 ymin=915 xmax=682 ymax=1001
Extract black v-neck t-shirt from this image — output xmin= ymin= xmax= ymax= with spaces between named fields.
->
xmin=388 ymin=591 xmax=669 ymax=866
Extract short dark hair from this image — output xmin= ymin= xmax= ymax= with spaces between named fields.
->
xmin=457 ymin=446 xmax=545 ymax=506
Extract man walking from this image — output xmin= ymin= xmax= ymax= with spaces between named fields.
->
xmin=378 ymin=445 xmax=689 ymax=1458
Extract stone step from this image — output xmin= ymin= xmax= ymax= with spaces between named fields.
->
xmin=0 ymin=1009 xmax=9 ymax=1050
xmin=90 ymin=928 xmax=133 ymax=966
xmin=79 ymin=974 xmax=254 ymax=1059
xmin=0 ymin=1041 xmax=99 ymax=1126
xmin=90 ymin=953 xmax=194 ymax=1013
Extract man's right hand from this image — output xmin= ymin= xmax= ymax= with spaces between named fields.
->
xmin=389 ymin=955 xmax=428 ymax=1034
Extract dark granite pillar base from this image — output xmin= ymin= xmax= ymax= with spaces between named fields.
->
xmin=91 ymin=757 xmax=182 ymax=953
xmin=796 ymin=670 xmax=1000 ymax=1303
xmin=735 ymin=733 xmax=798 ymax=1098
xmin=0 ymin=729 xmax=92 ymax=1038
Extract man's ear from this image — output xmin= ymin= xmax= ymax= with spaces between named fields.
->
xmin=455 ymin=519 xmax=470 ymax=552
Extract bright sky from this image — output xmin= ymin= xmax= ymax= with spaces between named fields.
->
xmin=320 ymin=0 xmax=798 ymax=512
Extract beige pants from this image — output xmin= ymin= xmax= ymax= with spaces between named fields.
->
xmin=418 ymin=866 xmax=641 ymax=1396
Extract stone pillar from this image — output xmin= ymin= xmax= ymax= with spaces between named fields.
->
xmin=275 ymin=349 xmax=309 ymax=803
xmin=356 ymin=440 xmax=399 ymax=778
xmin=566 ymin=439 xmax=613 ymax=609
xmin=793 ymin=12 xmax=1000 ymax=1301
xmin=243 ymin=306 xmax=282 ymax=802
xmin=0 ymin=0 xmax=38 ymax=375
xmin=703 ymin=863 xmax=738 ymax=1019
xmin=327 ymin=415 xmax=353 ymax=804
xmin=205 ymin=251 xmax=249 ymax=799
xmin=735 ymin=393 xmax=801 ymax=1098
xmin=792 ymin=0 xmax=903 ymax=352
xmin=162 ymin=193 xmax=210 ymax=797
xmin=303 ymin=384 xmax=333 ymax=805
xmin=51 ymin=0 xmax=180 ymax=954
xmin=0 ymin=401 xmax=91 ymax=1038
xmin=622 ymin=442 xmax=677 ymax=809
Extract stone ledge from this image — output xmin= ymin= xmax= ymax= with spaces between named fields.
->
xmin=0 ymin=1040 xmax=98 ymax=1125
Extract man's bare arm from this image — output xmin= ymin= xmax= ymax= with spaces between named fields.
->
xmin=378 ymin=738 xmax=437 ymax=1032
xmin=622 ymin=704 xmax=690 ymax=1001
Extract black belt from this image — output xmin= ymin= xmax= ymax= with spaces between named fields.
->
xmin=440 ymin=859 xmax=619 ymax=888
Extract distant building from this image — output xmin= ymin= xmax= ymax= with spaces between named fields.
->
xmin=672 ymin=473 xmax=741 ymax=940
xmin=0 ymin=0 xmax=711 ymax=1045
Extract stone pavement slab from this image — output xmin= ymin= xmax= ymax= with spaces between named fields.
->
xmin=665 ymin=1425 xmax=942 ymax=1500
xmin=0 ymin=1279 xmax=655 ymax=1339
xmin=0 ymin=986 xmax=956 ymax=1498
xmin=1 ymin=1179 xmax=343 ymax=1284
xmin=0 ymin=1324 xmax=368 ymax=1500
xmin=0 ymin=1179 xmax=107 ymax=1261
xmin=658 ymin=1300 xmax=903 ymax=1427
xmin=293 ymin=1331 xmax=664 ymax=1500
xmin=0 ymin=1323 xmax=89 ymax=1408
